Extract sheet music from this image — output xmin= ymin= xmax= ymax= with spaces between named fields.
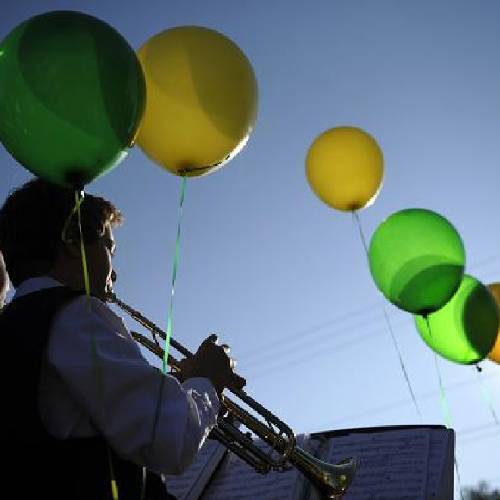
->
xmin=164 ymin=439 xmax=227 ymax=500
xmin=164 ymin=428 xmax=452 ymax=499
xmin=326 ymin=429 xmax=430 ymax=499
xmin=201 ymin=434 xmax=312 ymax=500
xmin=426 ymin=429 xmax=452 ymax=498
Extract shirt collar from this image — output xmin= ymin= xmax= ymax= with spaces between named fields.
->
xmin=14 ymin=276 xmax=64 ymax=299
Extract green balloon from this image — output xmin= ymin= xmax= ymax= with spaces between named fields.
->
xmin=415 ymin=275 xmax=499 ymax=364
xmin=369 ymin=209 xmax=465 ymax=314
xmin=0 ymin=11 xmax=145 ymax=188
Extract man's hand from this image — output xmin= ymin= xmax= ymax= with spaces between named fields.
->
xmin=177 ymin=334 xmax=246 ymax=396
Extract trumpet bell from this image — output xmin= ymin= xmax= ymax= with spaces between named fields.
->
xmin=321 ymin=457 xmax=358 ymax=498
xmin=291 ymin=447 xmax=357 ymax=499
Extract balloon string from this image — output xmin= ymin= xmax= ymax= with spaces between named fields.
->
xmin=61 ymin=194 xmax=80 ymax=243
xmin=106 ymin=446 xmax=119 ymax=500
xmin=163 ymin=175 xmax=187 ymax=373
xmin=431 ymin=349 xmax=453 ymax=429
xmin=425 ymin=319 xmax=454 ymax=427
xmin=73 ymin=191 xmax=118 ymax=500
xmin=454 ymin=457 xmax=465 ymax=500
xmin=140 ymin=467 xmax=147 ymax=500
xmin=74 ymin=191 xmax=91 ymax=299
xmin=468 ymin=365 xmax=500 ymax=497
xmin=382 ymin=308 xmax=423 ymax=420
xmin=474 ymin=364 xmax=500 ymax=429
xmin=353 ymin=211 xmax=422 ymax=421
xmin=353 ymin=210 xmax=370 ymax=255
xmin=149 ymin=176 xmax=187 ymax=462
xmin=429 ymin=338 xmax=464 ymax=500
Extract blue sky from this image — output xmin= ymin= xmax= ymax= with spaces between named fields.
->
xmin=2 ymin=0 xmax=500 ymax=494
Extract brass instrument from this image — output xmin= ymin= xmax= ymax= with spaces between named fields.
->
xmin=108 ymin=292 xmax=358 ymax=499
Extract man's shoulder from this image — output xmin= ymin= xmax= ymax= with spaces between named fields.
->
xmin=6 ymin=285 xmax=82 ymax=314
xmin=55 ymin=292 xmax=128 ymax=336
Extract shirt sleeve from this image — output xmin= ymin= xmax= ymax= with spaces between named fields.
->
xmin=47 ymin=295 xmax=220 ymax=474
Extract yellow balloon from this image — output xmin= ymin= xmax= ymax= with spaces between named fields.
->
xmin=305 ymin=127 xmax=384 ymax=211
xmin=486 ymin=283 xmax=500 ymax=363
xmin=137 ymin=26 xmax=258 ymax=176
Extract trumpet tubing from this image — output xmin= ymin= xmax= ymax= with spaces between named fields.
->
xmin=108 ymin=292 xmax=357 ymax=498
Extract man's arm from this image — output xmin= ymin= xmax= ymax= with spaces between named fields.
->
xmin=41 ymin=295 xmax=220 ymax=474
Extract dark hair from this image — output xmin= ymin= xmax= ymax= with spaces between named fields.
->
xmin=0 ymin=178 xmax=122 ymax=286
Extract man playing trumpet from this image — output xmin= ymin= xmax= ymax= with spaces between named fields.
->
xmin=0 ymin=178 xmax=244 ymax=499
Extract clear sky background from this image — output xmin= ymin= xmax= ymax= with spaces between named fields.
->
xmin=2 ymin=0 xmax=500 ymax=495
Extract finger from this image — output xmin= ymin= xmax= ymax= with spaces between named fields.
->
xmin=207 ymin=333 xmax=218 ymax=344
xmin=178 ymin=357 xmax=192 ymax=372
xmin=230 ymin=374 xmax=246 ymax=390
xmin=200 ymin=334 xmax=218 ymax=348
xmin=179 ymin=356 xmax=191 ymax=367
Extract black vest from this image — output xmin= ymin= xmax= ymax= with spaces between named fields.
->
xmin=0 ymin=286 xmax=174 ymax=500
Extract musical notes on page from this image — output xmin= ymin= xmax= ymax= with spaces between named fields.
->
xmin=164 ymin=427 xmax=454 ymax=499
xmin=426 ymin=428 xmax=454 ymax=498
xmin=327 ymin=429 xmax=430 ymax=499
xmin=202 ymin=434 xmax=314 ymax=500
xmin=164 ymin=439 xmax=227 ymax=500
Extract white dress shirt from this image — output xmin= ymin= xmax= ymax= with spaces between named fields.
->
xmin=14 ymin=277 xmax=220 ymax=474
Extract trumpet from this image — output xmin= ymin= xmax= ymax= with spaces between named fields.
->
xmin=107 ymin=292 xmax=358 ymax=499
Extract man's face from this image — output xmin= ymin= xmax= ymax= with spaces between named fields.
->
xmin=86 ymin=223 xmax=115 ymax=300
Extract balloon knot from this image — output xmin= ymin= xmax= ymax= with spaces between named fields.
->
xmin=64 ymin=169 xmax=87 ymax=192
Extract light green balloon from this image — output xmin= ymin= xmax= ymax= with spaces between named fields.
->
xmin=369 ymin=209 xmax=465 ymax=314
xmin=415 ymin=275 xmax=499 ymax=364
